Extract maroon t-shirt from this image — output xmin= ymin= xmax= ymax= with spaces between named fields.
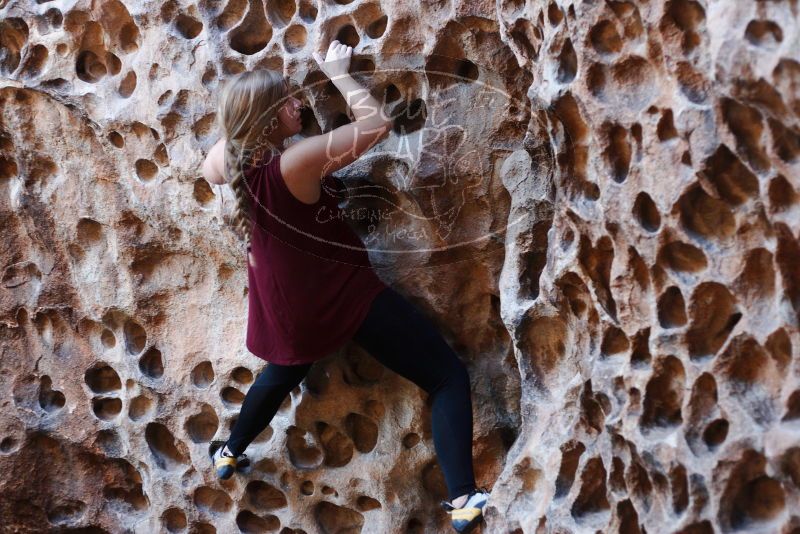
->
xmin=242 ymin=150 xmax=387 ymax=365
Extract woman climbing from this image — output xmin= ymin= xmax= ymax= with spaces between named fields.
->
xmin=200 ymin=39 xmax=489 ymax=533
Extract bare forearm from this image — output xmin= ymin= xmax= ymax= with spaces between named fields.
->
xmin=331 ymin=74 xmax=386 ymax=123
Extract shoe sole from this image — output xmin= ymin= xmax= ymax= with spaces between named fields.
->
xmin=452 ymin=516 xmax=482 ymax=534
xmin=216 ymin=465 xmax=235 ymax=479
xmin=451 ymin=497 xmax=488 ymax=533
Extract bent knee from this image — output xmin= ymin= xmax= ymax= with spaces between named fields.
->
xmin=429 ymin=355 xmax=470 ymax=393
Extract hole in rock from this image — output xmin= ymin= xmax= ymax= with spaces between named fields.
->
xmin=231 ymin=366 xmax=254 ymax=384
xmin=549 ymin=2 xmax=564 ymax=25
xmin=768 ymin=118 xmax=800 ymax=163
xmin=1 ymin=436 xmax=19 ymax=453
xmin=135 ymin=159 xmax=158 ymax=181
xmin=555 ymin=440 xmax=585 ymax=498
xmin=304 ymin=363 xmax=330 ymax=396
xmin=92 ymin=397 xmax=122 ymax=421
xmin=702 ymin=418 xmax=728 ymax=448
xmin=129 ymin=395 xmax=154 ymax=421
xmin=120 ymin=21 xmax=141 ymax=53
xmin=46 ymin=499 xmax=86 ymax=526
xmin=344 ymin=413 xmax=378 ymax=453
xmin=284 ymin=25 xmax=307 ymax=53
xmin=724 ymin=451 xmax=786 ymax=530
xmin=139 ymin=348 xmax=164 ymax=379
xmin=161 ymin=507 xmax=187 ymax=532
xmin=336 ymin=24 xmax=360 ymax=48
xmin=641 ymin=355 xmax=685 ymax=431
xmin=633 ymin=191 xmax=660 ymax=232
xmin=229 ymin=6 xmax=272 ymax=55
xmin=266 ymin=0 xmax=296 ymax=27
xmin=316 ymin=422 xmax=354 ymax=467
xmin=604 ymin=123 xmax=631 ymax=182
xmin=676 ymin=185 xmax=735 ymax=241
xmin=657 ymin=286 xmax=687 ymax=328
xmin=578 ymin=235 xmax=616 ymax=319
xmin=735 ymin=248 xmax=775 ymax=303
xmin=366 ymin=15 xmax=388 ymax=39
xmin=658 ymin=241 xmax=708 ymax=274
xmin=391 ymin=98 xmax=428 ymax=135
xmin=571 ymin=457 xmax=610 ymax=518
xmin=601 ymin=326 xmax=629 ymax=357
xmin=402 ymin=433 xmax=420 ymax=448
xmin=315 ymin=502 xmax=364 ymax=534
xmin=686 ymin=282 xmax=739 ymax=360
xmin=783 ymin=390 xmax=800 ymax=421
xmin=657 ymin=109 xmax=678 ymax=141
xmin=356 ymin=495 xmax=381 ymax=511
xmin=75 ymin=50 xmax=106 ymax=83
xmin=191 ymin=361 xmax=214 ymax=388
xmin=676 ymin=61 xmax=709 ymax=103
xmin=193 ymin=486 xmax=232 ymax=515
xmin=589 ymin=20 xmax=622 ymax=55
xmin=76 ymin=218 xmax=103 ymax=244
xmin=700 ymin=144 xmax=759 ymax=206
xmin=630 ymin=328 xmax=651 ymax=367
xmin=186 ymin=403 xmax=219 ymax=443
xmin=146 ymin=422 xmax=190 ymax=470
xmin=246 ymin=480 xmax=288 ymax=510
xmin=745 ymin=20 xmax=783 ymax=48
xmin=286 ymin=426 xmax=323 ymax=469
xmin=193 ymin=179 xmax=215 ymax=205
xmin=85 ymin=363 xmax=122 ymax=393
xmin=556 ymin=39 xmax=577 ymax=84
xmin=720 ymin=99 xmax=768 ymax=172
xmin=38 ymin=375 xmax=65 ymax=412
xmin=221 ymin=386 xmax=244 ymax=406
xmin=175 ymin=13 xmax=203 ymax=39
xmin=299 ymin=0 xmax=317 ymax=22
xmin=237 ymin=510 xmax=280 ymax=533
xmin=20 ymin=44 xmax=48 ymax=79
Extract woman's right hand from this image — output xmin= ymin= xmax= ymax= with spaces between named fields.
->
xmin=313 ymin=40 xmax=352 ymax=80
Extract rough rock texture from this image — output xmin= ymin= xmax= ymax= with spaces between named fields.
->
xmin=0 ymin=0 xmax=798 ymax=533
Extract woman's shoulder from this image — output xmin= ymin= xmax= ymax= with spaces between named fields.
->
xmin=279 ymin=144 xmax=340 ymax=182
xmin=242 ymin=149 xmax=280 ymax=178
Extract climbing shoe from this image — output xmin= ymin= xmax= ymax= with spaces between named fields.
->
xmin=208 ymin=440 xmax=250 ymax=480
xmin=441 ymin=487 xmax=490 ymax=533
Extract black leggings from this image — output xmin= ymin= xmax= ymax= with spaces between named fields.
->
xmin=226 ymin=286 xmax=477 ymax=501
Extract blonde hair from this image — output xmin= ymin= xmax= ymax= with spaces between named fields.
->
xmin=217 ymin=69 xmax=289 ymax=244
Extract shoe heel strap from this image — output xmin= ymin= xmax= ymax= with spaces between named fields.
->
xmin=215 ymin=457 xmax=236 ymax=468
xmin=451 ymin=507 xmax=481 ymax=521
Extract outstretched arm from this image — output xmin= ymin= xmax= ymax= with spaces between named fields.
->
xmin=277 ymin=40 xmax=391 ymax=204
xmin=202 ymin=137 xmax=227 ymax=185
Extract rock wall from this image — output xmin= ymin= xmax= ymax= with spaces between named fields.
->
xmin=0 ymin=0 xmax=798 ymax=533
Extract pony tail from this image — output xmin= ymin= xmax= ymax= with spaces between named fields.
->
xmin=216 ymin=68 xmax=289 ymax=249
xmin=224 ymin=139 xmax=252 ymax=245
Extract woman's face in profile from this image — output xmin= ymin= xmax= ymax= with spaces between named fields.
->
xmin=276 ymin=80 xmax=305 ymax=137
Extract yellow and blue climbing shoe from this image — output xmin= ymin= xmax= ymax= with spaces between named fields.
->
xmin=208 ymin=440 xmax=250 ymax=480
xmin=441 ymin=487 xmax=490 ymax=533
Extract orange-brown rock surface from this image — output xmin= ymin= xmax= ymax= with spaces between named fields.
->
xmin=0 ymin=0 xmax=798 ymax=532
